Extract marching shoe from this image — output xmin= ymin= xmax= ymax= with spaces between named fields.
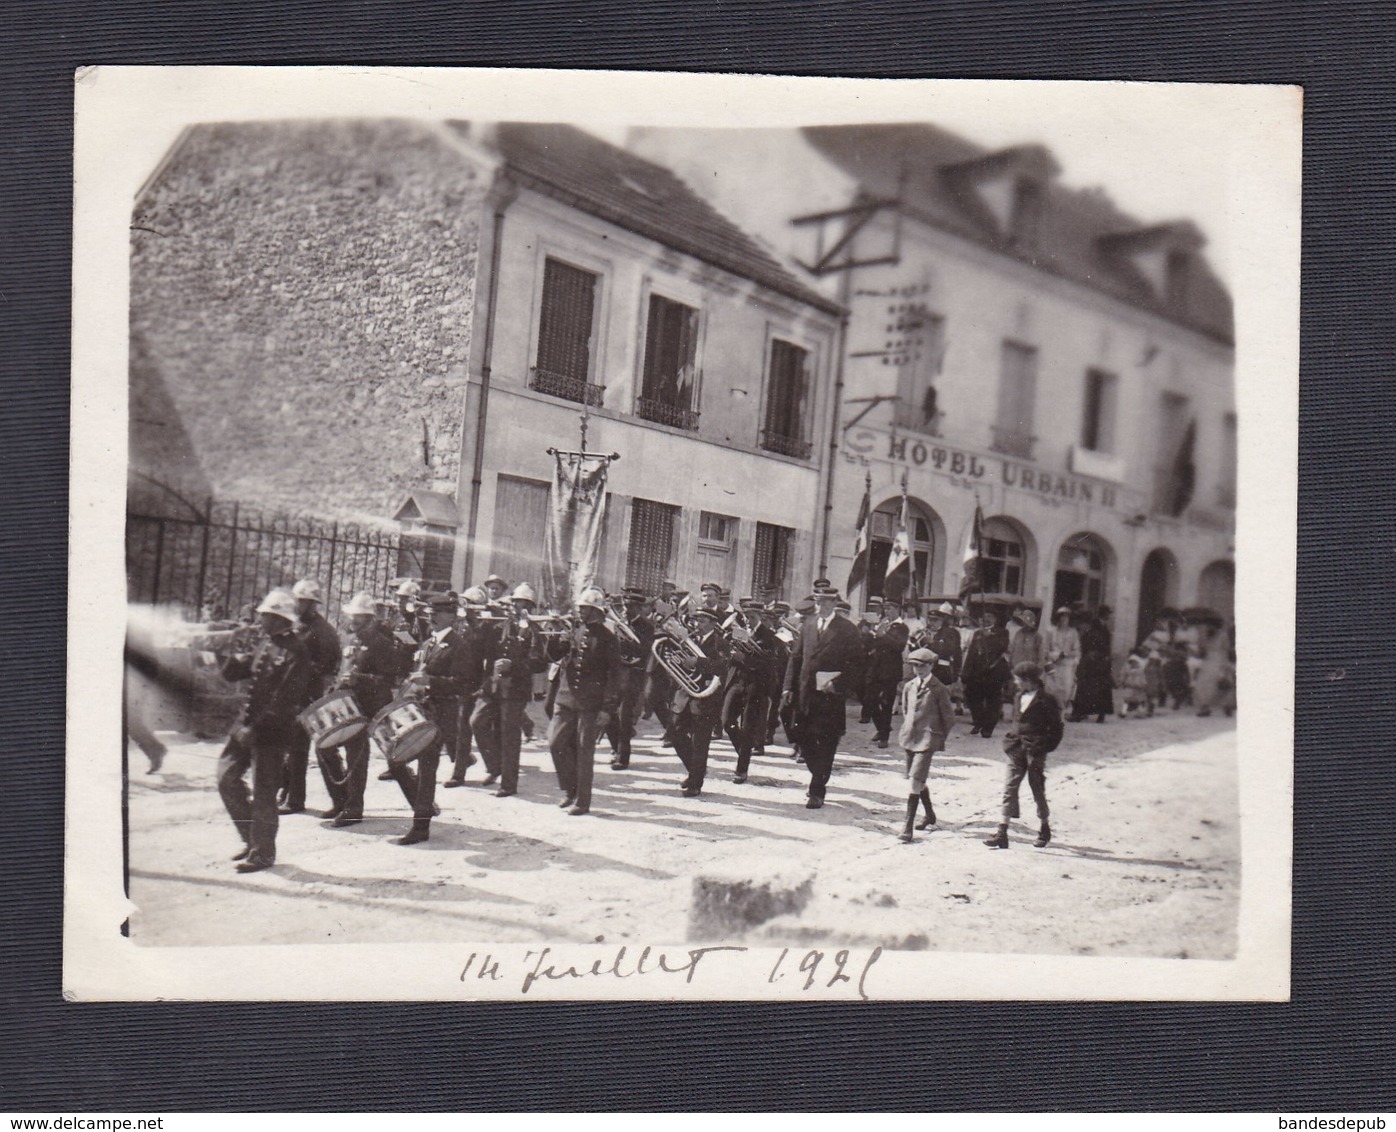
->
xmin=968 ymin=726 xmax=981 ymax=736
xmin=493 ymin=788 xmax=515 ymax=798
xmin=731 ymin=774 xmax=748 ymax=785
xmin=1033 ymin=824 xmax=1051 ymax=848
xmin=235 ymin=858 xmax=273 ymax=873
xmin=277 ymin=804 xmax=305 ymax=816
xmin=331 ymin=814 xmax=362 ymax=828
xmin=682 ymin=786 xmax=702 ymax=798
xmin=378 ymin=768 xmax=395 ymax=780
xmin=558 ymin=795 xmax=576 ymax=809
xmin=231 ymin=846 xmax=250 ymax=862
xmin=609 ymin=759 xmax=629 ymax=770
xmin=568 ymin=805 xmax=590 ymax=816
xmin=983 ymin=827 xmax=1009 ymax=850
xmin=146 ymin=749 xmax=165 ymax=774
xmin=431 ymin=803 xmax=441 ymax=817
xmin=875 ymin=738 xmax=888 ymax=749
xmin=898 ymin=828 xmax=914 ymax=843
xmin=482 ymin=773 xmax=499 ymax=787
xmin=394 ymin=826 xmax=430 ymax=846
xmin=916 ymin=813 xmax=937 ymax=831
xmin=805 ymin=797 xmax=823 ymax=810
xmin=442 ymin=778 xmax=466 ymax=789
xmin=320 ymin=807 xmax=342 ymax=820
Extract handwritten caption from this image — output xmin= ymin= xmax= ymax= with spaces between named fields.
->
xmin=460 ymin=944 xmax=883 ymax=999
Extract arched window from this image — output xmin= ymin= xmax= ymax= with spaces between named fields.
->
xmin=1053 ymin=532 xmax=1110 ymax=613
xmin=867 ymin=498 xmax=937 ymax=604
xmin=1137 ymin=547 xmax=1181 ymax=643
xmin=980 ymin=517 xmax=1026 ymax=595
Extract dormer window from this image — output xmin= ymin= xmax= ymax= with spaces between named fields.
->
xmin=1010 ymin=178 xmax=1044 ymax=247
xmin=1166 ymin=248 xmax=1191 ymax=307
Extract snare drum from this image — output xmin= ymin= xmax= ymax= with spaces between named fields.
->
xmin=369 ymin=698 xmax=441 ymax=767
xmin=296 ymin=690 xmax=367 ymax=749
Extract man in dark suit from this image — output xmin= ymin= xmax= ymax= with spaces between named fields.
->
xmin=607 ymin=587 xmax=655 ymax=770
xmin=546 ymin=588 xmax=623 ymax=815
xmin=781 ymin=588 xmax=866 ymax=809
xmin=985 ymin=661 xmax=1065 ymax=850
xmin=279 ymin=578 xmax=343 ymax=815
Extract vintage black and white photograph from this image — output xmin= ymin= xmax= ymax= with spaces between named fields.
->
xmin=68 ymin=69 xmax=1298 ymax=1000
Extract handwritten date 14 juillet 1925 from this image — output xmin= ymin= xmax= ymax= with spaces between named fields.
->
xmin=461 ymin=944 xmax=884 ymax=999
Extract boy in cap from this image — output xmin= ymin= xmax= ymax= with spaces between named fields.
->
xmin=896 ymin=648 xmax=954 ymax=841
xmin=985 ymin=661 xmax=1064 ymax=850
xmin=217 ymin=590 xmax=312 ymax=872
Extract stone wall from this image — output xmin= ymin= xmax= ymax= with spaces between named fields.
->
xmin=131 ymin=119 xmax=489 ymax=521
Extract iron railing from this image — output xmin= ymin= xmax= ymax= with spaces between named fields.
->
xmin=759 ymin=428 xmax=814 ymax=460
xmin=636 ymin=396 xmax=700 ymax=431
xmin=529 ymin=367 xmax=605 ymax=407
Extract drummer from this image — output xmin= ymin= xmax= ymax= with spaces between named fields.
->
xmin=332 ymin=591 xmax=415 ymax=827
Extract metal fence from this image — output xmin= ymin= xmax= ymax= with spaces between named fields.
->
xmin=126 ymin=474 xmax=403 ymax=620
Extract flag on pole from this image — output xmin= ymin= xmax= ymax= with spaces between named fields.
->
xmin=845 ymin=472 xmax=872 ymax=605
xmin=883 ymin=476 xmax=912 ymax=601
xmin=543 ymin=451 xmax=611 ymax=609
xmin=959 ymin=503 xmax=986 ymax=600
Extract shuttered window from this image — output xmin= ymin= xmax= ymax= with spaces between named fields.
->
xmin=625 ymin=498 xmax=679 ymax=595
xmin=491 ymin=475 xmax=551 ymax=592
xmin=638 ymin=295 xmax=700 ymax=429
xmin=532 ymin=258 xmax=601 ymax=406
xmin=753 ymin=522 xmax=794 ymax=602
xmin=760 ymin=340 xmax=813 ymax=459
xmin=992 ymin=340 xmax=1038 ymax=458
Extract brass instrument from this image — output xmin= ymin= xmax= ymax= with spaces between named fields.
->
xmin=651 ymin=615 xmax=721 ymax=699
xmin=723 ymin=608 xmax=764 ymax=659
xmin=526 ymin=613 xmax=572 ymax=639
xmin=605 ymin=598 xmax=643 ymax=649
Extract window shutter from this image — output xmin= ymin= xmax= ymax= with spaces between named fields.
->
xmin=625 ymin=499 xmax=678 ymax=595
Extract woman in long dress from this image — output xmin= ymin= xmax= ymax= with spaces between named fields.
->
xmin=1070 ymin=609 xmax=1115 ymax=722
xmin=1042 ymin=607 xmax=1079 ymax=707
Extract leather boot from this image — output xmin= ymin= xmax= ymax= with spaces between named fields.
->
xmin=1034 ymin=823 xmax=1051 ymax=848
xmin=898 ymin=796 xmax=918 ymax=842
xmin=394 ymin=821 xmax=430 ymax=846
xmin=915 ymin=788 xmax=936 ymax=830
xmin=983 ymin=824 xmax=1009 ymax=849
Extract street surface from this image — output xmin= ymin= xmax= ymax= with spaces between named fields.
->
xmin=126 ymin=705 xmax=1238 ymax=958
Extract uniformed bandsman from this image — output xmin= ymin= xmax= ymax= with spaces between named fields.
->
xmin=217 ymin=590 xmax=312 ymax=873
xmin=280 ymin=578 xmax=343 ymax=816
xmin=440 ymin=586 xmax=491 ymax=788
xmin=607 ymin=587 xmax=655 ymax=771
xmin=470 ymin=583 xmax=547 ymax=797
xmin=724 ymin=598 xmax=780 ymax=783
xmin=546 ymin=588 xmax=623 ymax=815
xmin=668 ymin=606 xmax=731 ymax=797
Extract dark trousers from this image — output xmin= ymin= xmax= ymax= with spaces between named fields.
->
xmin=645 ymin=671 xmax=674 ymax=735
xmin=1001 ymin=742 xmax=1049 ymax=822
xmin=282 ymin=726 xmax=312 ymax=809
xmin=549 ymin=703 xmax=604 ymax=810
xmin=446 ymin=697 xmax=476 ymax=780
xmin=965 ymin=682 xmax=1003 ymax=735
xmin=868 ymin=677 xmax=899 ymax=740
xmin=217 ymin=730 xmax=285 ymax=864
xmin=472 ymin=696 xmax=526 ymax=792
xmin=605 ymin=667 xmax=644 ymax=764
xmin=723 ymin=681 xmax=769 ymax=776
xmin=803 ymin=734 xmax=839 ymax=799
xmin=334 ymin=729 xmax=377 ymax=817
xmin=671 ymin=706 xmax=716 ymax=789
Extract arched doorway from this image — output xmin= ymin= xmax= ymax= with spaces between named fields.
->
xmin=867 ymin=497 xmax=940 ymax=606
xmin=1052 ymin=532 xmax=1111 ymax=614
xmin=1137 ymin=547 xmax=1180 ymax=644
xmin=1198 ymin=560 xmax=1235 ymax=626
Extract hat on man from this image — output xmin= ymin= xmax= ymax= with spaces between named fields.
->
xmin=395 ymin=579 xmax=421 ymax=598
xmin=812 ymin=577 xmax=833 ymax=592
xmin=484 ymin=574 xmax=507 ymax=588
xmin=908 ymin=647 xmax=937 ymax=665
xmin=1012 ymin=661 xmax=1044 ymax=684
xmin=343 ymin=591 xmax=377 ymax=617
xmin=936 ymin=601 xmax=957 ymax=615
xmin=769 ymin=601 xmax=791 ymax=615
xmin=835 ymin=600 xmax=851 ymax=613
xmin=576 ymin=587 xmax=607 ymax=612
xmin=461 ymin=586 xmax=488 ymax=606
xmin=511 ymin=583 xmax=537 ymax=604
xmin=429 ymin=591 xmax=459 ymax=610
xmin=867 ymin=596 xmax=884 ymax=607
xmin=1013 ymin=608 xmax=1038 ymax=628
xmin=795 ymin=598 xmax=817 ymax=615
xmin=691 ymin=607 xmax=722 ymax=622
xmin=815 ymin=587 xmax=841 ymax=602
xmin=622 ymin=586 xmax=646 ymax=602
xmin=700 ymin=581 xmax=722 ymax=594
xmin=291 ymin=579 xmax=323 ymax=603
xmin=256 ymin=589 xmax=297 ymax=622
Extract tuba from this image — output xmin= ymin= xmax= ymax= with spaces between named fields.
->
xmin=651 ymin=615 xmax=721 ymax=699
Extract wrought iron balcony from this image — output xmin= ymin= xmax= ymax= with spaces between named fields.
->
xmin=636 ymin=396 xmax=700 ymax=431
xmin=759 ymin=429 xmax=814 ymax=460
xmin=529 ymin=367 xmax=604 ymax=408
xmin=989 ymin=424 xmax=1036 ymax=460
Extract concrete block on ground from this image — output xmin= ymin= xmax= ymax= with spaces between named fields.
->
xmin=688 ymin=869 xmax=814 ymax=941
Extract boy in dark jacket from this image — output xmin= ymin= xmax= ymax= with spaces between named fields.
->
xmin=985 ymin=661 xmax=1064 ymax=850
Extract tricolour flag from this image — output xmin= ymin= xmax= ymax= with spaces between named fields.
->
xmin=845 ymin=474 xmax=872 ymax=604
xmin=959 ymin=503 xmax=986 ymax=600
xmin=883 ymin=490 xmax=912 ymax=601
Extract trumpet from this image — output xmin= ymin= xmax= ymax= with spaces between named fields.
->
xmin=651 ymin=615 xmax=721 ymax=699
xmin=526 ymin=613 xmax=572 ymax=639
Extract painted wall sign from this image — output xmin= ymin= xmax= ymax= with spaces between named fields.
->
xmin=844 ymin=426 xmax=1120 ymax=509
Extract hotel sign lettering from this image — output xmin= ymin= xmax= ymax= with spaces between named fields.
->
xmin=844 ymin=428 xmax=1119 ymax=509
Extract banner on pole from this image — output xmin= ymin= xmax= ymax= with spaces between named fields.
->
xmin=543 ymin=452 xmax=611 ymax=610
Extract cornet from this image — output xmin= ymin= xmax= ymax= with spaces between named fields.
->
xmin=651 ymin=615 xmax=721 ymax=699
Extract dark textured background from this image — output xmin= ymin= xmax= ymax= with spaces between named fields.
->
xmin=4 ymin=0 xmax=1393 ymax=1112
